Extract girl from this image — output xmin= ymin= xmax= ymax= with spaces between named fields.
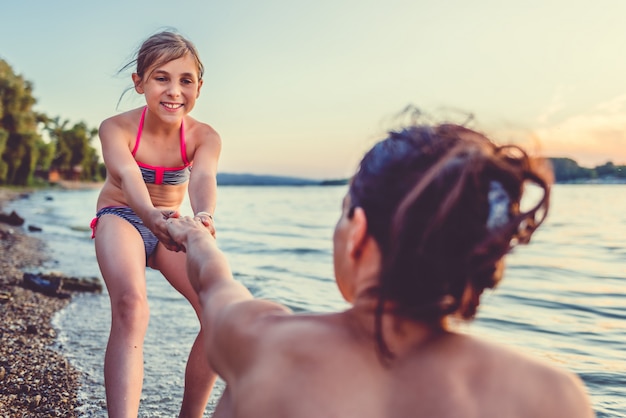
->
xmin=167 ymin=122 xmax=594 ymax=417
xmin=91 ymin=31 xmax=220 ymax=418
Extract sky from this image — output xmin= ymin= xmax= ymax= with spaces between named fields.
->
xmin=2 ymin=0 xmax=626 ymax=179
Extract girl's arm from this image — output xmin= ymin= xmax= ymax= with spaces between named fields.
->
xmin=99 ymin=117 xmax=178 ymax=249
xmin=187 ymin=124 xmax=222 ymax=236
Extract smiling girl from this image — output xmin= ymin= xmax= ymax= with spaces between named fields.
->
xmin=90 ymin=31 xmax=221 ymax=418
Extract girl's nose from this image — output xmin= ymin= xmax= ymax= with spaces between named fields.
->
xmin=167 ymin=83 xmax=181 ymax=97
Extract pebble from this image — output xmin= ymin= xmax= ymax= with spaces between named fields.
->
xmin=0 ymin=195 xmax=81 ymax=417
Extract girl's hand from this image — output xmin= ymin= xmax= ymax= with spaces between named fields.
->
xmin=194 ymin=211 xmax=216 ymax=238
xmin=149 ymin=209 xmax=183 ymax=252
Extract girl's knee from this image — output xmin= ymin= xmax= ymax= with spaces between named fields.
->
xmin=110 ymin=292 xmax=150 ymax=330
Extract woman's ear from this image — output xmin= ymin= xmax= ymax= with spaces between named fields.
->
xmin=348 ymin=207 xmax=369 ymax=259
xmin=132 ymin=73 xmax=144 ymax=94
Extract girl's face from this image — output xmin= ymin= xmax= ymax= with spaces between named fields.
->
xmin=133 ymin=53 xmax=203 ymax=120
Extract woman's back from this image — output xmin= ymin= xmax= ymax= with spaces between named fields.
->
xmin=219 ymin=310 xmax=589 ymax=418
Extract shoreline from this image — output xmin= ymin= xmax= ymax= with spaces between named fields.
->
xmin=0 ymin=188 xmax=81 ymax=416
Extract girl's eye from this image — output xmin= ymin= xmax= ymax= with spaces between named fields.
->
xmin=155 ymin=77 xmax=167 ymax=82
xmin=181 ymin=79 xmax=193 ymax=85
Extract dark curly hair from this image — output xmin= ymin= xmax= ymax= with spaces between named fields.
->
xmin=348 ymin=123 xmax=553 ymax=359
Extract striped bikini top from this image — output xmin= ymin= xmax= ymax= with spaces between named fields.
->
xmin=131 ymin=107 xmax=191 ymax=185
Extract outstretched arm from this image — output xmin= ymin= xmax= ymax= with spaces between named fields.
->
xmin=166 ymin=217 xmax=290 ymax=381
xmin=166 ymin=216 xmax=242 ymax=297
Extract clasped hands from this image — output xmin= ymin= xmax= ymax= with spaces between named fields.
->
xmin=156 ymin=209 xmax=215 ymax=252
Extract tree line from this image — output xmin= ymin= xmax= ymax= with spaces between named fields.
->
xmin=0 ymin=58 xmax=103 ymax=186
xmin=549 ymin=158 xmax=626 ymax=183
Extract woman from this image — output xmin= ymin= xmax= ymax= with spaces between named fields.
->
xmin=168 ymin=122 xmax=594 ymax=417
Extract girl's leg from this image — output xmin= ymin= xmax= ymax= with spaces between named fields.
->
xmin=95 ymin=215 xmax=149 ymax=418
xmin=212 ymin=386 xmax=232 ymax=418
xmin=150 ymin=246 xmax=216 ymax=418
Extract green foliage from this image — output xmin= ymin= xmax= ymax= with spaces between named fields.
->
xmin=0 ymin=59 xmax=40 ymax=185
xmin=0 ymin=128 xmax=8 ymax=181
xmin=595 ymin=162 xmax=626 ymax=179
xmin=549 ymin=158 xmax=594 ymax=182
xmin=549 ymin=158 xmax=626 ymax=182
xmin=45 ymin=117 xmax=101 ymax=181
xmin=0 ymin=58 xmax=101 ymax=185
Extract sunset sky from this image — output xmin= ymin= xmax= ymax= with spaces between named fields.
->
xmin=2 ymin=0 xmax=625 ymax=179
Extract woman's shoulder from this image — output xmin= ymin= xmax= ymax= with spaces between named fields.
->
xmin=464 ymin=334 xmax=570 ymax=376
xmin=219 ymin=307 xmax=341 ymax=353
xmin=460 ymin=335 xmax=593 ymax=416
xmin=254 ymin=312 xmax=356 ymax=357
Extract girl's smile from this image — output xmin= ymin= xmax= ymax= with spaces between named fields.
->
xmin=133 ymin=54 xmax=203 ymax=118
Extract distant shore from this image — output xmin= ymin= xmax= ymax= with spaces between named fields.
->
xmin=557 ymin=177 xmax=626 ymax=185
xmin=0 ymin=188 xmax=81 ymax=416
xmin=20 ymin=172 xmax=626 ymax=190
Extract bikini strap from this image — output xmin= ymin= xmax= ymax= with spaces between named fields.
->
xmin=133 ymin=106 xmax=189 ymax=165
xmin=131 ymin=107 xmax=147 ymax=157
xmin=180 ymin=117 xmax=190 ymax=165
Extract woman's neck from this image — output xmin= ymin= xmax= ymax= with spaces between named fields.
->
xmin=346 ymin=296 xmax=448 ymax=354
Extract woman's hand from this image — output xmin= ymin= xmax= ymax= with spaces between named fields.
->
xmin=166 ymin=216 xmax=213 ymax=254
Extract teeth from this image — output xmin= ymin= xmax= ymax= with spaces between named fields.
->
xmin=162 ymin=103 xmax=183 ymax=109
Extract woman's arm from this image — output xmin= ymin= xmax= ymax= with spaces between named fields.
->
xmin=166 ymin=216 xmax=290 ymax=381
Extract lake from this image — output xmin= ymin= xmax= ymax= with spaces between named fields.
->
xmin=7 ymin=184 xmax=625 ymax=417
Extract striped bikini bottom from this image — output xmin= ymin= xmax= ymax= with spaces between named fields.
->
xmin=91 ymin=206 xmax=159 ymax=264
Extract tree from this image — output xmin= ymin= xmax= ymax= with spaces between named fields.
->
xmin=1 ymin=58 xmax=102 ymax=185
xmin=45 ymin=117 xmax=101 ymax=181
xmin=0 ymin=59 xmax=42 ymax=185
xmin=549 ymin=158 xmax=595 ymax=182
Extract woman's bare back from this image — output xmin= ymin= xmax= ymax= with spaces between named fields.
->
xmin=218 ymin=312 xmax=592 ymax=418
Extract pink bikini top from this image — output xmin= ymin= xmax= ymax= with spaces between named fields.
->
xmin=131 ymin=107 xmax=191 ymax=185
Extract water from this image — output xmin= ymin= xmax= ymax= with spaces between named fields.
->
xmin=6 ymin=184 xmax=625 ymax=417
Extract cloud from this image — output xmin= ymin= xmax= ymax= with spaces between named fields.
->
xmin=533 ymin=95 xmax=626 ymax=167
xmin=536 ymin=85 xmax=568 ymax=125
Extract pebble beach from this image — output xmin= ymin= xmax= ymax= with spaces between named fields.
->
xmin=0 ymin=188 xmax=81 ymax=417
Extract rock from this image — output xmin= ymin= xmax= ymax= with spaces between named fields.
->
xmin=59 ymin=275 xmax=103 ymax=293
xmin=0 ymin=227 xmax=15 ymax=239
xmin=22 ymin=272 xmax=103 ymax=295
xmin=30 ymin=394 xmax=42 ymax=408
xmin=27 ymin=225 xmax=43 ymax=232
xmin=0 ymin=210 xmax=25 ymax=226
xmin=0 ymin=291 xmax=12 ymax=303
xmin=22 ymin=273 xmax=62 ymax=297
